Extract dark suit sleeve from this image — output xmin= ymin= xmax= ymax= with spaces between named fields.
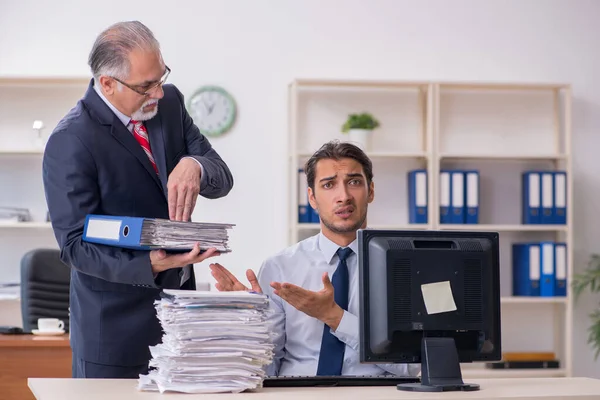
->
xmin=174 ymin=87 xmax=234 ymax=199
xmin=43 ymin=131 xmax=158 ymax=287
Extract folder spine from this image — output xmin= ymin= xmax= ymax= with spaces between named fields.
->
xmin=450 ymin=170 xmax=464 ymax=224
xmin=83 ymin=214 xmax=145 ymax=248
xmin=540 ymin=242 xmax=555 ymax=297
xmin=553 ymin=171 xmax=567 ymax=224
xmin=464 ymin=170 xmax=479 ymax=224
xmin=439 ymin=170 xmax=451 ymax=224
xmin=408 ymin=169 xmax=428 ymax=224
xmin=522 ymin=171 xmax=541 ymax=224
xmin=541 ymin=172 xmax=554 ymax=224
xmin=512 ymin=243 xmax=541 ymax=296
xmin=297 ymin=169 xmax=310 ymax=223
xmin=554 ymin=242 xmax=567 ymax=297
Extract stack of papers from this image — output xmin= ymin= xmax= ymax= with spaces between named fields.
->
xmin=82 ymin=215 xmax=235 ymax=252
xmin=138 ymin=290 xmax=274 ymax=394
xmin=140 ymin=219 xmax=235 ymax=252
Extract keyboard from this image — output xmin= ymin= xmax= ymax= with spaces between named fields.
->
xmin=262 ymin=375 xmax=420 ymax=387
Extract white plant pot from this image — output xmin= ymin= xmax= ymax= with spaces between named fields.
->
xmin=347 ymin=129 xmax=372 ymax=152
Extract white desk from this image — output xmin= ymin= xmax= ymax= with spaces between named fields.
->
xmin=28 ymin=377 xmax=600 ymax=400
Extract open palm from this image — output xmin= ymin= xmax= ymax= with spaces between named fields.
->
xmin=209 ymin=263 xmax=262 ymax=293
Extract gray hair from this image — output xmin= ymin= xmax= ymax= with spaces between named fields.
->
xmin=88 ymin=21 xmax=160 ymax=82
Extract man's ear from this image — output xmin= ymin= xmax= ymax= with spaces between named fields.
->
xmin=368 ymin=181 xmax=375 ymax=204
xmin=308 ymin=186 xmax=317 ymax=210
xmin=98 ymin=75 xmax=115 ymax=96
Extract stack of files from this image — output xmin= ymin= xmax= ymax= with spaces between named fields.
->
xmin=0 ymin=207 xmax=31 ymax=222
xmin=138 ymin=289 xmax=274 ymax=394
xmin=82 ymin=214 xmax=235 ymax=252
xmin=433 ymin=169 xmax=479 ymax=224
xmin=512 ymin=242 xmax=567 ymax=297
xmin=522 ymin=170 xmax=567 ymax=224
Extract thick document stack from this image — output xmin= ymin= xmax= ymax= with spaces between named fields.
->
xmin=82 ymin=214 xmax=234 ymax=252
xmin=138 ymin=290 xmax=274 ymax=394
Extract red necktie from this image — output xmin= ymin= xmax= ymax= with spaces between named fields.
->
xmin=130 ymin=120 xmax=158 ymax=174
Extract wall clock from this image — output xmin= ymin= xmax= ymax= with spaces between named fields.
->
xmin=187 ymin=85 xmax=236 ymax=137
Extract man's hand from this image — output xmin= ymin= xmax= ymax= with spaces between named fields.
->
xmin=167 ymin=157 xmax=201 ymax=221
xmin=271 ymin=272 xmax=344 ymax=331
xmin=209 ymin=263 xmax=262 ymax=293
xmin=150 ymin=243 xmax=218 ymax=274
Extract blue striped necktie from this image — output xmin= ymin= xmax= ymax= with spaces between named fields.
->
xmin=316 ymin=247 xmax=353 ymax=376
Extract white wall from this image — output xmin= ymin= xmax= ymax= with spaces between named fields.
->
xmin=1 ymin=0 xmax=600 ymax=377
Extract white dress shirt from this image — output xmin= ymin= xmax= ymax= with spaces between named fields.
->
xmin=257 ymin=232 xmax=421 ymax=377
xmin=92 ymin=83 xmax=205 ymax=286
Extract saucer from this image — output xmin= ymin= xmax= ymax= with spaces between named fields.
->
xmin=32 ymin=329 xmax=65 ymax=336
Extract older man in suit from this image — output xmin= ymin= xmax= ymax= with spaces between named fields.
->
xmin=42 ymin=20 xmax=234 ymax=379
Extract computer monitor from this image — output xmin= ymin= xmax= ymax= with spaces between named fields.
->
xmin=358 ymin=229 xmax=501 ymax=392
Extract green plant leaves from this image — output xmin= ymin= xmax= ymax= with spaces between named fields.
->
xmin=341 ymin=113 xmax=380 ymax=133
xmin=572 ymin=253 xmax=600 ymax=360
xmin=588 ymin=309 xmax=600 ymax=360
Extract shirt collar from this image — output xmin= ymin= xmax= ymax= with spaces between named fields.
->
xmin=318 ymin=231 xmax=359 ymax=265
xmin=93 ymin=81 xmax=132 ymax=127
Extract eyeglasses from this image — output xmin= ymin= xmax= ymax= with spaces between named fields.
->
xmin=112 ymin=66 xmax=171 ymax=96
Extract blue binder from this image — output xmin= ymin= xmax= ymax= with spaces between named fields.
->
xmin=540 ymin=172 xmax=554 ymax=224
xmin=464 ymin=170 xmax=479 ymax=224
xmin=297 ymin=169 xmax=310 ymax=223
xmin=512 ymin=243 xmax=541 ymax=296
xmin=553 ymin=171 xmax=567 ymax=224
xmin=450 ymin=170 xmax=464 ymax=224
xmin=540 ymin=241 xmax=555 ymax=297
xmin=554 ymin=242 xmax=567 ymax=296
xmin=439 ymin=170 xmax=451 ymax=224
xmin=83 ymin=214 xmax=150 ymax=250
xmin=408 ymin=169 xmax=428 ymax=224
xmin=522 ymin=171 xmax=541 ymax=224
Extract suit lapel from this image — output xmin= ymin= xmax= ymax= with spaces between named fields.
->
xmin=109 ymin=120 xmax=165 ymax=197
xmin=145 ymin=115 xmax=169 ymax=196
xmin=82 ymin=80 xmax=167 ymax=199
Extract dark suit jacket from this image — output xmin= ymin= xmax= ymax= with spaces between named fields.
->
xmin=42 ymin=80 xmax=234 ymax=367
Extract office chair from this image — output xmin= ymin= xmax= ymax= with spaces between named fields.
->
xmin=20 ymin=248 xmax=70 ymax=333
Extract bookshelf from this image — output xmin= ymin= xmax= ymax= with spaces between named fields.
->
xmin=288 ymin=80 xmax=435 ymax=244
xmin=287 ymin=79 xmax=573 ymax=378
xmin=0 ymin=76 xmax=90 ymax=283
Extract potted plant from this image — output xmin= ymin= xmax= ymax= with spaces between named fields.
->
xmin=572 ymin=254 xmax=600 ymax=360
xmin=341 ymin=112 xmax=380 ymax=151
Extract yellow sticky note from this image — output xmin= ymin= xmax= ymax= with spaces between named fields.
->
xmin=421 ymin=281 xmax=457 ymax=315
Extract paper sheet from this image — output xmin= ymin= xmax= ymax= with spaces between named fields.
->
xmin=421 ymin=281 xmax=457 ymax=315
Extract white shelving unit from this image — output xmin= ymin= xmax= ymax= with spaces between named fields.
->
xmin=0 ymin=76 xmax=90 ymax=283
xmin=288 ymin=79 xmax=573 ymax=379
xmin=288 ymin=79 xmax=435 ymax=244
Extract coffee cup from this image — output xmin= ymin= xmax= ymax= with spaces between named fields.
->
xmin=37 ymin=318 xmax=64 ymax=332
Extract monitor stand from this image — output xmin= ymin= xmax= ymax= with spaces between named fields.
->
xmin=397 ymin=337 xmax=480 ymax=392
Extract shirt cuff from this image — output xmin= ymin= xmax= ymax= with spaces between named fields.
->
xmin=182 ymin=156 xmax=206 ymax=186
xmin=330 ymin=310 xmax=359 ymax=351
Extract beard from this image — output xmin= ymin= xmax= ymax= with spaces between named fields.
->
xmin=130 ymin=99 xmax=159 ymax=121
xmin=320 ymin=206 xmax=368 ymax=234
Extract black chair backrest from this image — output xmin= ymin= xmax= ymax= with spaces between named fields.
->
xmin=20 ymin=248 xmax=70 ymax=333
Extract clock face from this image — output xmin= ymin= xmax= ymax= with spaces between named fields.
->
xmin=187 ymin=86 xmax=236 ymax=137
